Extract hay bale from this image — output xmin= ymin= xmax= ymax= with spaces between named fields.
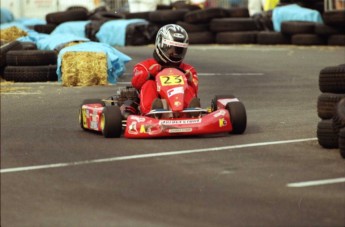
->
xmin=56 ymin=41 xmax=86 ymax=53
xmin=0 ymin=26 xmax=28 ymax=42
xmin=61 ymin=51 xmax=108 ymax=86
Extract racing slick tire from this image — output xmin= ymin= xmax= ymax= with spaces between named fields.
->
xmin=319 ymin=64 xmax=345 ymax=93
xmin=101 ymin=106 xmax=122 ymax=138
xmin=188 ymin=31 xmax=215 ymax=44
xmin=79 ymin=99 xmax=105 ymax=130
xmin=317 ymin=120 xmax=339 ymax=149
xmin=226 ymin=101 xmax=247 ymax=134
xmin=3 ymin=65 xmax=57 ymax=82
xmin=332 ymin=98 xmax=345 ymax=134
xmin=317 ymin=93 xmax=345 ymax=119
xmin=6 ymin=50 xmax=57 ymax=66
xmin=328 ymin=34 xmax=345 ymax=46
xmin=339 ymin=128 xmax=345 ymax=159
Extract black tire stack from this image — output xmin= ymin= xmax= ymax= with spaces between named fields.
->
xmin=322 ymin=11 xmax=345 ymax=46
xmin=0 ymin=41 xmax=23 ymax=75
xmin=28 ymin=3 xmax=344 ymax=47
xmin=122 ymin=6 xmax=344 ymax=46
xmin=86 ymin=6 xmax=125 ymax=42
xmin=279 ymin=16 xmax=345 ymax=46
xmin=34 ymin=7 xmax=90 ymax=34
xmin=2 ymin=42 xmax=58 ymax=82
xmin=183 ymin=7 xmax=229 ymax=44
xmin=317 ymin=64 xmax=345 ymax=159
xmin=281 ymin=21 xmax=326 ymax=45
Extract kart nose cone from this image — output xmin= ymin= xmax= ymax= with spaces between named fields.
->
xmin=170 ymin=94 xmax=184 ymax=112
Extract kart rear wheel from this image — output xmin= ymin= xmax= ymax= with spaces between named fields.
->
xmin=101 ymin=106 xmax=122 ymax=138
xmin=79 ymin=99 xmax=105 ymax=130
xmin=211 ymin=95 xmax=235 ymax=111
xmin=226 ymin=101 xmax=247 ymax=134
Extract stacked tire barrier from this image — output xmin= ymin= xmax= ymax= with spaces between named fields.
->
xmin=27 ymin=4 xmax=345 ymax=46
xmin=317 ymin=64 xmax=345 ymax=159
xmin=1 ymin=41 xmax=58 ymax=82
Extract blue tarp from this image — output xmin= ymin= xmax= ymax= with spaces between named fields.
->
xmin=0 ymin=18 xmax=45 ymax=30
xmin=0 ymin=22 xmax=30 ymax=31
xmin=0 ymin=18 xmax=47 ymax=44
xmin=272 ymin=4 xmax=323 ymax=32
xmin=14 ymin=18 xmax=46 ymax=27
xmin=17 ymin=30 xmax=50 ymax=43
xmin=35 ymin=33 xmax=90 ymax=50
xmin=51 ymin=21 xmax=90 ymax=38
xmin=0 ymin=9 xmax=134 ymax=84
xmin=96 ymin=18 xmax=146 ymax=46
xmin=1 ymin=8 xmax=14 ymax=24
xmin=57 ymin=42 xmax=132 ymax=84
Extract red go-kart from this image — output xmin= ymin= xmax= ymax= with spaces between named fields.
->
xmin=79 ymin=68 xmax=247 ymax=138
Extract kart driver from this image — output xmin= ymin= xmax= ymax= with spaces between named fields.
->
xmin=124 ymin=24 xmax=200 ymax=117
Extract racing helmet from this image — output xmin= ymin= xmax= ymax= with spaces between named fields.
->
xmin=153 ymin=24 xmax=189 ymax=66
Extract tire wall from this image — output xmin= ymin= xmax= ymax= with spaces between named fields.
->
xmin=317 ymin=64 xmax=345 ymax=159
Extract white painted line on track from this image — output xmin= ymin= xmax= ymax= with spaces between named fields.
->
xmin=287 ymin=178 xmax=345 ymax=188
xmin=1 ymin=92 xmax=42 ymax=95
xmin=0 ymin=137 xmax=316 ymax=174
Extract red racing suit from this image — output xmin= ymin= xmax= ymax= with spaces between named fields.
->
xmin=131 ymin=58 xmax=199 ymax=115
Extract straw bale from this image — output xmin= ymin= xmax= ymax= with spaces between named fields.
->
xmin=63 ymin=41 xmax=85 ymax=48
xmin=0 ymin=26 xmax=28 ymax=42
xmin=61 ymin=51 xmax=108 ymax=87
xmin=56 ymin=41 xmax=86 ymax=52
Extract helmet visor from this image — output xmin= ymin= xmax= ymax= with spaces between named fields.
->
xmin=161 ymin=38 xmax=188 ymax=63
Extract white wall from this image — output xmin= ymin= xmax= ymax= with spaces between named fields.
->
xmin=0 ymin=0 xmax=100 ymax=20
xmin=1 ymin=0 xmax=23 ymax=19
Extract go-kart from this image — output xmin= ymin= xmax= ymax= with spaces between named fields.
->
xmin=79 ymin=68 xmax=247 ymax=138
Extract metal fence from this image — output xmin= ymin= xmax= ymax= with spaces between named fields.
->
xmin=104 ymin=0 xmax=248 ymax=11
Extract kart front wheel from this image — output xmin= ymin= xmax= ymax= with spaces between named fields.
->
xmin=226 ymin=101 xmax=247 ymax=134
xmin=211 ymin=94 xmax=235 ymax=111
xmin=101 ymin=106 xmax=122 ymax=138
xmin=79 ymin=99 xmax=105 ymax=130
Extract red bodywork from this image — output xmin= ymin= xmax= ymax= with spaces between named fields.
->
xmin=80 ymin=104 xmax=104 ymax=131
xmin=156 ymin=68 xmax=188 ymax=113
xmin=81 ymin=68 xmax=238 ymax=138
xmin=124 ymin=109 xmax=232 ymax=138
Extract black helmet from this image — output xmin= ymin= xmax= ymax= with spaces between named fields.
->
xmin=153 ymin=24 xmax=189 ymax=66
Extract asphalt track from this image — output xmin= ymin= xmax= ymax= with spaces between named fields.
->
xmin=1 ymin=45 xmax=345 ymax=227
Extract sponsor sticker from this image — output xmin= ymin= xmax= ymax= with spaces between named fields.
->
xmin=219 ymin=118 xmax=227 ymax=127
xmin=91 ymin=112 xmax=99 ymax=130
xmin=174 ymin=101 xmax=182 ymax=107
xmin=214 ymin=109 xmax=226 ymax=118
xmin=168 ymin=128 xmax=192 ymax=133
xmin=128 ymin=122 xmax=138 ymax=134
xmin=173 ymin=33 xmax=185 ymax=39
xmin=162 ymin=38 xmax=188 ymax=48
xmin=159 ymin=119 xmax=201 ymax=125
xmin=140 ymin=125 xmax=146 ymax=133
xmin=167 ymin=87 xmax=184 ymax=97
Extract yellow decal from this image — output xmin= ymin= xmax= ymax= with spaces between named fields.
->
xmin=160 ymin=75 xmax=184 ymax=86
xmin=82 ymin=109 xmax=88 ymax=128
xmin=140 ymin=125 xmax=146 ymax=133
xmin=219 ymin=118 xmax=226 ymax=127
xmin=174 ymin=101 xmax=182 ymax=107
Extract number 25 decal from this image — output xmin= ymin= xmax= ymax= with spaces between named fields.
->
xmin=160 ymin=75 xmax=184 ymax=86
